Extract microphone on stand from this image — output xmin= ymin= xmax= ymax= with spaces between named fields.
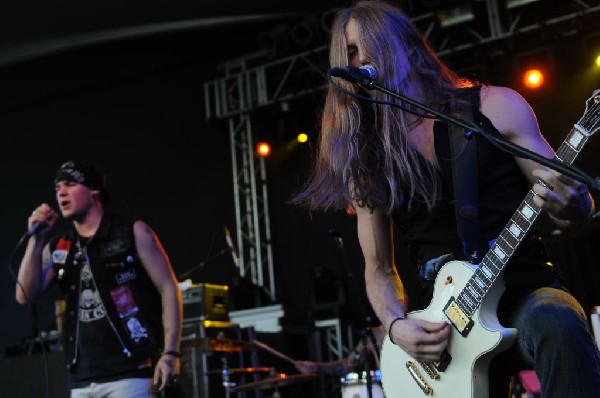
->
xmin=224 ymin=227 xmax=240 ymax=268
xmin=329 ymin=65 xmax=378 ymax=88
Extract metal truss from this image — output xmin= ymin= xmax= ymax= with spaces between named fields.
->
xmin=410 ymin=0 xmax=600 ymax=62
xmin=203 ymin=0 xmax=600 ymax=297
xmin=203 ymin=47 xmax=329 ymax=300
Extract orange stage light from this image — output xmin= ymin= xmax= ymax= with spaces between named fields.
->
xmin=256 ymin=142 xmax=271 ymax=157
xmin=522 ymin=69 xmax=544 ymax=89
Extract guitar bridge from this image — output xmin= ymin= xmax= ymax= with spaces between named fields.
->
xmin=419 ymin=362 xmax=440 ymax=380
xmin=406 ymin=361 xmax=433 ymax=396
xmin=444 ymin=297 xmax=474 ymax=337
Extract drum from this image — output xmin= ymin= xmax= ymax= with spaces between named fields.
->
xmin=341 ymin=370 xmax=385 ymax=398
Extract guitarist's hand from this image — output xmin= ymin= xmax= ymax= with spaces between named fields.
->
xmin=531 ymin=168 xmax=594 ymax=227
xmin=390 ymin=319 xmax=451 ymax=362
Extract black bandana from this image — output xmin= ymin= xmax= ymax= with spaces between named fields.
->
xmin=54 ymin=159 xmax=111 ymax=205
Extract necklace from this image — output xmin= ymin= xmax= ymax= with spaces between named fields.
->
xmin=75 ymin=236 xmax=92 ymax=262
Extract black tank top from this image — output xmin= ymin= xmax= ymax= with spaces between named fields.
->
xmin=393 ymin=87 xmax=559 ymax=308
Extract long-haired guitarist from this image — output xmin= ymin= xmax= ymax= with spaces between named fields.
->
xmin=292 ymin=1 xmax=600 ymax=397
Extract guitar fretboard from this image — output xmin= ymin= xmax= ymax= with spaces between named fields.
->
xmin=455 ymin=95 xmax=599 ymax=317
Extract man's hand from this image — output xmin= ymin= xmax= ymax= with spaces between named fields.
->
xmin=532 ymin=168 xmax=594 ymax=227
xmin=153 ymin=354 xmax=180 ymax=390
xmin=389 ymin=318 xmax=451 ymax=362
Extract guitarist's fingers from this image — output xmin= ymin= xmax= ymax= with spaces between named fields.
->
xmin=405 ymin=336 xmax=450 ymax=362
xmin=534 ymin=168 xmax=579 ymax=189
xmin=414 ymin=340 xmax=450 ymax=361
xmin=418 ymin=320 xmax=450 ymax=333
xmin=421 ymin=322 xmax=451 ymax=345
xmin=532 ymin=168 xmax=593 ymax=223
xmin=392 ymin=320 xmax=451 ymax=361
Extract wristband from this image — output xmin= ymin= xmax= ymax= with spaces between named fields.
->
xmin=388 ymin=317 xmax=404 ymax=346
xmin=162 ymin=350 xmax=181 ymax=358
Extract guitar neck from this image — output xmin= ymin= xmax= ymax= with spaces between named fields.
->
xmin=455 ymin=121 xmax=594 ymax=317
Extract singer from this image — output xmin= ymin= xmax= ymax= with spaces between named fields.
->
xmin=292 ymin=1 xmax=598 ymax=397
xmin=15 ymin=158 xmax=183 ymax=397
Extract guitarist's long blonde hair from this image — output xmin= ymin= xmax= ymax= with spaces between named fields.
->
xmin=293 ymin=0 xmax=474 ymax=214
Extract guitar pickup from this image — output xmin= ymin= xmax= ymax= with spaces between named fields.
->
xmin=433 ymin=350 xmax=452 ymax=372
xmin=443 ymin=297 xmax=474 ymax=337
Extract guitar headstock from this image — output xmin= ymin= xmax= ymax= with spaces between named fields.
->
xmin=576 ymin=89 xmax=600 ymax=137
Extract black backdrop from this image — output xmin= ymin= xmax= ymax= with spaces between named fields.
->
xmin=1 ymin=18 xmax=600 ymax=398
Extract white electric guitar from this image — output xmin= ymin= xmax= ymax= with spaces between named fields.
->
xmin=380 ymin=89 xmax=600 ymax=398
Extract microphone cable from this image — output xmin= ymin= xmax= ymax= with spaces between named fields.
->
xmin=6 ymin=230 xmax=52 ymax=398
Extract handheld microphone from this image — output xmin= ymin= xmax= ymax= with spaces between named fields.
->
xmin=329 ymin=65 xmax=378 ymax=87
xmin=27 ymin=221 xmax=42 ymax=236
xmin=224 ymin=227 xmax=240 ymax=268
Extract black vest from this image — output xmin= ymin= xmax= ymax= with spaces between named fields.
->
xmin=50 ymin=212 xmax=164 ymax=375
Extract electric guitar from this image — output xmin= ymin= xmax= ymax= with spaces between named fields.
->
xmin=380 ymin=89 xmax=600 ymax=398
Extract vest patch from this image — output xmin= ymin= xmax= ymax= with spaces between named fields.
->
xmin=115 ymin=269 xmax=136 ymax=284
xmin=56 ymin=237 xmax=73 ymax=251
xmin=52 ymin=250 xmax=69 ymax=264
xmin=110 ymin=285 xmax=139 ymax=319
xmin=53 ymin=237 xmax=73 ymax=264
xmin=126 ymin=316 xmax=149 ymax=344
xmin=103 ymin=239 xmax=130 ymax=257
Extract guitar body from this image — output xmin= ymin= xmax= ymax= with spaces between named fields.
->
xmin=380 ymin=260 xmax=517 ymax=398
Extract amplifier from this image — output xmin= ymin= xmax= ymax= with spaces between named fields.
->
xmin=182 ymin=283 xmax=229 ymax=321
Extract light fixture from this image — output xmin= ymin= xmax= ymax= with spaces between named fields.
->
xmin=506 ymin=0 xmax=540 ymax=9
xmin=256 ymin=142 xmax=271 ymax=157
xmin=522 ymin=69 xmax=544 ymax=89
xmin=436 ymin=4 xmax=474 ymax=28
xmin=297 ymin=133 xmax=308 ymax=143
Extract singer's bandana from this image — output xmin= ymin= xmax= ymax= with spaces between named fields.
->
xmin=54 ymin=159 xmax=111 ymax=204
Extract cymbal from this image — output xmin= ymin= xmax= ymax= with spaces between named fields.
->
xmin=204 ymin=367 xmax=274 ymax=375
xmin=229 ymin=373 xmax=317 ymax=393
xmin=182 ymin=337 xmax=258 ymax=352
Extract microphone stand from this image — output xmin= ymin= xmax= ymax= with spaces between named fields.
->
xmin=177 ymin=248 xmax=229 ymax=281
xmin=330 ymin=230 xmax=378 ymax=398
xmin=345 ymin=75 xmax=600 ymax=192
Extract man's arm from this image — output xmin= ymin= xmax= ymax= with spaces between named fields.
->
xmin=355 ymin=205 xmax=450 ymax=362
xmin=355 ymin=206 xmax=405 ymax=329
xmin=133 ymin=220 xmax=183 ymax=390
xmin=16 ymin=204 xmax=58 ymax=304
xmin=481 ymin=85 xmax=595 ymax=228
xmin=16 ymin=238 xmax=56 ymax=304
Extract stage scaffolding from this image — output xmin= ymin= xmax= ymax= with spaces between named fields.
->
xmin=202 ymin=0 xmax=600 ymax=301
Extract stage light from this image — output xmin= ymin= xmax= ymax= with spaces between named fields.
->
xmin=522 ymin=69 xmax=544 ymax=89
xmin=436 ymin=4 xmax=474 ymax=28
xmin=297 ymin=133 xmax=308 ymax=143
xmin=256 ymin=142 xmax=271 ymax=157
xmin=596 ymin=54 xmax=600 ymax=68
xmin=506 ymin=0 xmax=540 ymax=9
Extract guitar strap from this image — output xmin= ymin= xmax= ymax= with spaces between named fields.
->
xmin=449 ymin=89 xmax=484 ymax=262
